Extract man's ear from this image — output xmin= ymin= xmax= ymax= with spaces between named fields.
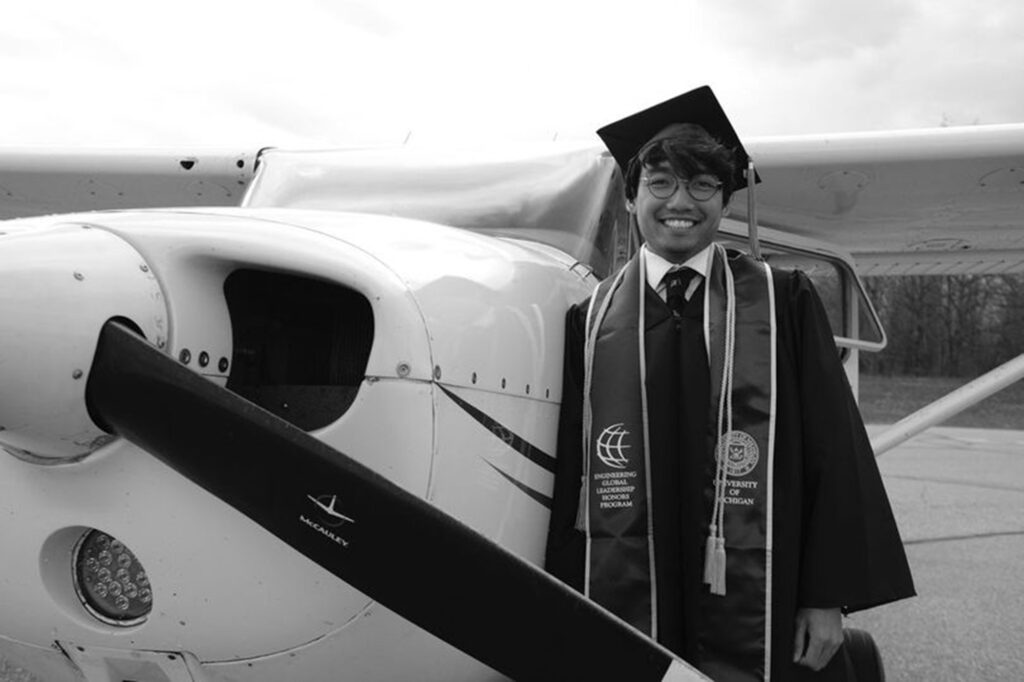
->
xmin=722 ymin=197 xmax=732 ymax=217
xmin=625 ymin=199 xmax=636 ymax=214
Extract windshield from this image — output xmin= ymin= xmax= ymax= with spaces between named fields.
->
xmin=245 ymin=144 xmax=627 ymax=279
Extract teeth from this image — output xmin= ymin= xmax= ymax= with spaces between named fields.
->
xmin=663 ymin=218 xmax=695 ymax=229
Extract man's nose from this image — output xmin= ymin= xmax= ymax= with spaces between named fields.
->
xmin=666 ymin=183 xmax=696 ymax=208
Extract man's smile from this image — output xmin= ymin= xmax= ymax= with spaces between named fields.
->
xmin=660 ymin=216 xmax=699 ymax=230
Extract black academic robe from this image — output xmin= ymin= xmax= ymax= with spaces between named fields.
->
xmin=545 ymin=266 xmax=915 ymax=681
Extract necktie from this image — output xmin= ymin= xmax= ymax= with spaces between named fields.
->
xmin=664 ymin=268 xmax=697 ymax=317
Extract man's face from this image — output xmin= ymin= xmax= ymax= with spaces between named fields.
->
xmin=629 ymin=163 xmax=728 ymax=264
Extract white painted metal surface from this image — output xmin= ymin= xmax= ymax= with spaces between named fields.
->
xmin=743 ymin=124 xmax=1024 ymax=275
xmin=0 ymin=224 xmax=167 ymax=461
xmin=0 ymin=206 xmax=593 ymax=681
xmin=0 ymin=148 xmax=256 ymax=220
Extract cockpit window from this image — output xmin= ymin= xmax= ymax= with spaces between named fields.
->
xmin=717 ymin=235 xmax=887 ymax=352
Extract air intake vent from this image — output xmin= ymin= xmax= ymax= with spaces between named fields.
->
xmin=224 ymin=269 xmax=373 ymax=430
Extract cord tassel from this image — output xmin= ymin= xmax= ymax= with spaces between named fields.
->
xmin=703 ymin=532 xmax=728 ymax=595
xmin=703 ymin=526 xmax=717 ymax=585
xmin=710 ymin=537 xmax=727 ymax=596
xmin=574 ymin=477 xmax=587 ymax=531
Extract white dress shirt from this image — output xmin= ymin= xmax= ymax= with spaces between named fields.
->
xmin=642 ymin=244 xmax=713 ymax=303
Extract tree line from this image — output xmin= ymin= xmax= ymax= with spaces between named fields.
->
xmin=861 ymin=274 xmax=1024 ymax=377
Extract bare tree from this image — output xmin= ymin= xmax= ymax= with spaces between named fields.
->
xmin=862 ymin=274 xmax=1023 ymax=377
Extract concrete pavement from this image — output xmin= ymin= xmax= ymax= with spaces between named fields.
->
xmin=856 ymin=426 xmax=1024 ymax=681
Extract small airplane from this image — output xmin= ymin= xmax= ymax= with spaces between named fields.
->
xmin=2 ymin=120 xmax=1024 ymax=682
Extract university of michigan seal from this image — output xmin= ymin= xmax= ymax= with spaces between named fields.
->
xmin=717 ymin=430 xmax=759 ymax=477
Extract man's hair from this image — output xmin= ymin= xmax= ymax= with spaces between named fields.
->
xmin=623 ymin=123 xmax=738 ymax=204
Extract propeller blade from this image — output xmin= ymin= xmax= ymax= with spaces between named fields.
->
xmin=85 ymin=320 xmax=706 ymax=682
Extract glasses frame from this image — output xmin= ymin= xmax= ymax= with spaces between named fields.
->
xmin=641 ymin=173 xmax=724 ymax=202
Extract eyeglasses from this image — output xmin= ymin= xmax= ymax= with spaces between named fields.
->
xmin=641 ymin=173 xmax=723 ymax=201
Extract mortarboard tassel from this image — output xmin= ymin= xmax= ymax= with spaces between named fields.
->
xmin=746 ymin=161 xmax=762 ymax=261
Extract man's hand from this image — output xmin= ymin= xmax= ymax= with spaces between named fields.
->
xmin=792 ymin=607 xmax=843 ymax=671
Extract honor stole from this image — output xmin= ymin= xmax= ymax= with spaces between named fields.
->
xmin=580 ymin=245 xmax=777 ymax=680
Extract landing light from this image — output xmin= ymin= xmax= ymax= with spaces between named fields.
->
xmin=72 ymin=530 xmax=152 ymax=626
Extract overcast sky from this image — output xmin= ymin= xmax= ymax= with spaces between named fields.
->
xmin=4 ymin=0 xmax=1024 ymax=149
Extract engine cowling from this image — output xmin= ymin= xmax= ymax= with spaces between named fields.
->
xmin=0 ymin=223 xmax=167 ymax=462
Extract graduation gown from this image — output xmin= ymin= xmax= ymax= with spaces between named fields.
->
xmin=544 ymin=264 xmax=915 ymax=681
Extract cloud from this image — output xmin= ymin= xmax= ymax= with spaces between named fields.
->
xmin=2 ymin=0 xmax=1022 ymax=147
xmin=712 ymin=0 xmax=916 ymax=62
xmin=692 ymin=0 xmax=1024 ymax=134
xmin=313 ymin=0 xmax=400 ymax=37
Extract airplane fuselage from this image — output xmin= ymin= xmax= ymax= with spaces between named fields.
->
xmin=0 ymin=207 xmax=595 ymax=681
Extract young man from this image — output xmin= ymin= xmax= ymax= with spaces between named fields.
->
xmin=545 ymin=86 xmax=914 ymax=681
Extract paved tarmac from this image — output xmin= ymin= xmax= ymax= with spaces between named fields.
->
xmin=856 ymin=426 xmax=1024 ymax=681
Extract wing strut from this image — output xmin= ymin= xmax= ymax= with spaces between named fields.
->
xmin=85 ymin=320 xmax=707 ymax=682
xmin=871 ymin=352 xmax=1024 ymax=455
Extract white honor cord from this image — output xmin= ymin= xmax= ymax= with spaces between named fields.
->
xmin=638 ymin=253 xmax=659 ymax=639
xmin=705 ymin=245 xmax=736 ymax=596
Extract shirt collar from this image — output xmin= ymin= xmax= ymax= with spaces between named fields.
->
xmin=642 ymin=244 xmax=713 ymax=292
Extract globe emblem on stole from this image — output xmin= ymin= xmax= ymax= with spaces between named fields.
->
xmin=716 ymin=430 xmax=759 ymax=477
xmin=596 ymin=423 xmax=631 ymax=469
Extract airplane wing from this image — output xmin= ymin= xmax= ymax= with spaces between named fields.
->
xmin=0 ymin=148 xmax=259 ymax=220
xmin=4 ymin=125 xmax=1023 ymax=275
xmin=739 ymin=124 xmax=1024 ymax=276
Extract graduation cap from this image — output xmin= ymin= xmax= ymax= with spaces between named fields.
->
xmin=596 ymin=85 xmax=760 ymax=191
xmin=597 ymin=85 xmax=763 ymax=259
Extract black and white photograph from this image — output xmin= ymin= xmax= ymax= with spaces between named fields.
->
xmin=1 ymin=1 xmax=1022 ymax=680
